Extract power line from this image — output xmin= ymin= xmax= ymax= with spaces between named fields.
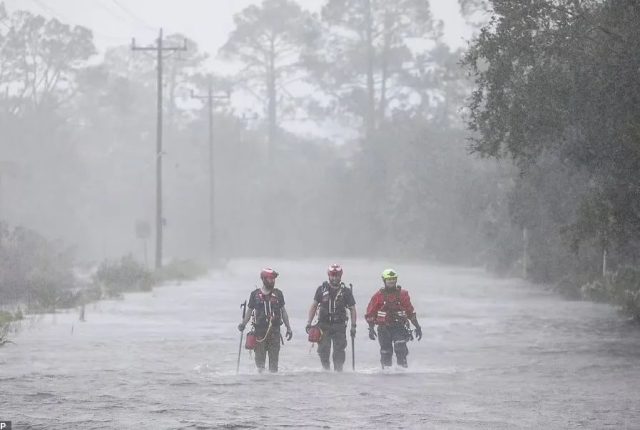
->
xmin=30 ymin=0 xmax=72 ymax=23
xmin=111 ymin=0 xmax=155 ymax=31
xmin=110 ymin=0 xmax=182 ymax=38
xmin=24 ymin=0 xmax=129 ymax=49
xmin=90 ymin=0 xmax=148 ymax=43
xmin=102 ymin=0 xmax=157 ymax=36
xmin=95 ymin=0 xmax=131 ymax=24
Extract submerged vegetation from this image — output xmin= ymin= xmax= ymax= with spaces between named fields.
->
xmin=94 ymin=255 xmax=155 ymax=298
xmin=0 ymin=309 xmax=21 ymax=345
xmin=0 ymin=222 xmax=207 ymax=344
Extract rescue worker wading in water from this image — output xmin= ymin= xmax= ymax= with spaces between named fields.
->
xmin=306 ymin=264 xmax=356 ymax=371
xmin=238 ymin=268 xmax=293 ymax=373
xmin=365 ymin=268 xmax=422 ymax=368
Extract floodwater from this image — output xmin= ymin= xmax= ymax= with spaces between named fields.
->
xmin=2 ymin=259 xmax=640 ymax=429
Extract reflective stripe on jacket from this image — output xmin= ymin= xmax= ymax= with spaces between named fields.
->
xmin=365 ymin=287 xmax=415 ymax=325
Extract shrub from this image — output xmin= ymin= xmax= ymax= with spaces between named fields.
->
xmin=81 ymin=283 xmax=102 ymax=303
xmin=609 ymin=267 xmax=640 ymax=320
xmin=0 ymin=310 xmax=14 ymax=325
xmin=0 ymin=309 xmax=22 ymax=346
xmin=579 ymin=279 xmax=611 ymax=303
xmin=579 ymin=268 xmax=640 ymax=320
xmin=154 ymin=259 xmax=208 ymax=283
xmin=93 ymin=255 xmax=154 ymax=298
xmin=0 ymin=223 xmax=75 ymax=312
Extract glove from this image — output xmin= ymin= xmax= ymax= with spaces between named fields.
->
xmin=305 ymin=324 xmax=312 ymax=334
xmin=285 ymin=328 xmax=293 ymax=341
xmin=238 ymin=322 xmax=246 ymax=332
xmin=414 ymin=325 xmax=422 ymax=341
xmin=350 ymin=326 xmax=356 ymax=338
xmin=368 ymin=325 xmax=377 ymax=340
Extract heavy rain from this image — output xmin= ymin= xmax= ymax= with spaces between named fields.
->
xmin=1 ymin=1 xmax=639 ymax=429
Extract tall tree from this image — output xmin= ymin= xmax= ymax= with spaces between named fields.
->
xmin=163 ymin=34 xmax=207 ymax=131
xmin=314 ymin=0 xmax=440 ymax=140
xmin=0 ymin=10 xmax=94 ymax=114
xmin=463 ymin=0 xmax=640 ymax=284
xmin=0 ymin=8 xmax=95 ymax=247
xmin=458 ymin=0 xmax=491 ymax=28
xmin=219 ymin=0 xmax=318 ymax=161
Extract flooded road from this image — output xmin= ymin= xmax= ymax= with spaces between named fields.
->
xmin=2 ymin=259 xmax=640 ymax=429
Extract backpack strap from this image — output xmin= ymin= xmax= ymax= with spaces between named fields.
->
xmin=326 ymin=282 xmax=346 ymax=321
xmin=382 ymin=287 xmax=402 ymax=309
xmin=321 ymin=281 xmax=330 ymax=293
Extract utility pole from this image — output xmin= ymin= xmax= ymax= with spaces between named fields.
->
xmin=522 ymin=227 xmax=528 ymax=279
xmin=132 ymin=28 xmax=187 ymax=269
xmin=191 ymin=82 xmax=229 ymax=262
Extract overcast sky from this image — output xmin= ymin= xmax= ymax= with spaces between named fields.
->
xmin=4 ymin=0 xmax=474 ymax=56
xmin=3 ymin=0 xmax=474 ymax=139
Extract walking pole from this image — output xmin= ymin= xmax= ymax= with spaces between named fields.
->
xmin=350 ymin=283 xmax=355 ymax=371
xmin=236 ymin=300 xmax=247 ymax=374
xmin=351 ymin=331 xmax=355 ymax=371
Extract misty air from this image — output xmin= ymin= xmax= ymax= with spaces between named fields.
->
xmin=1 ymin=0 xmax=639 ymax=429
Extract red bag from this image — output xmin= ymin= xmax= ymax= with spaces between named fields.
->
xmin=245 ymin=332 xmax=257 ymax=350
xmin=308 ymin=326 xmax=322 ymax=343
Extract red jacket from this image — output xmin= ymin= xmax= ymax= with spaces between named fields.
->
xmin=365 ymin=287 xmax=415 ymax=325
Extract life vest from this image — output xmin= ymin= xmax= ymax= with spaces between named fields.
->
xmin=252 ymin=288 xmax=283 ymax=328
xmin=376 ymin=286 xmax=408 ymax=325
xmin=317 ymin=282 xmax=349 ymax=324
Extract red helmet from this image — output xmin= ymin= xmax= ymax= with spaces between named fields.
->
xmin=260 ymin=268 xmax=278 ymax=280
xmin=327 ymin=264 xmax=343 ymax=277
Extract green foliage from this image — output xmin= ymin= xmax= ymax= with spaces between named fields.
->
xmin=356 ymin=115 xmax=510 ymax=263
xmin=221 ymin=0 xmax=317 ymax=61
xmin=580 ymin=279 xmax=611 ymax=303
xmin=0 ymin=310 xmax=14 ymax=325
xmin=579 ymin=268 xmax=640 ymax=319
xmin=463 ymin=0 xmax=640 ymax=299
xmin=91 ymin=257 xmax=207 ymax=299
xmin=0 ymin=309 xmax=22 ymax=325
xmin=313 ymin=0 xmax=440 ymax=136
xmin=0 ymin=223 xmax=75 ymax=311
xmin=1 ymin=9 xmax=95 ymax=111
xmin=0 ymin=1 xmax=525 ymax=282
xmin=458 ymin=0 xmax=490 ymax=24
xmin=0 ymin=322 xmax=12 ymax=345
xmin=220 ymin=0 xmax=319 ymax=146
xmin=608 ymin=268 xmax=640 ymax=320
xmin=0 ymin=6 xmax=97 ymax=261
xmin=93 ymin=255 xmax=154 ymax=298
xmin=0 ymin=309 xmax=23 ymax=346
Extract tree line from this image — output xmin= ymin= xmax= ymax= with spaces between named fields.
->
xmin=0 ymin=0 xmax=502 ymax=268
xmin=8 ymin=0 xmax=636 ymax=320
xmin=464 ymin=0 xmax=640 ymax=318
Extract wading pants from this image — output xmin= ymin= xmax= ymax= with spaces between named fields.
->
xmin=317 ymin=323 xmax=348 ymax=371
xmin=377 ymin=323 xmax=410 ymax=367
xmin=254 ymin=326 xmax=281 ymax=373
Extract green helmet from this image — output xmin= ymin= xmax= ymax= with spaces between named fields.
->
xmin=381 ymin=268 xmax=398 ymax=280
